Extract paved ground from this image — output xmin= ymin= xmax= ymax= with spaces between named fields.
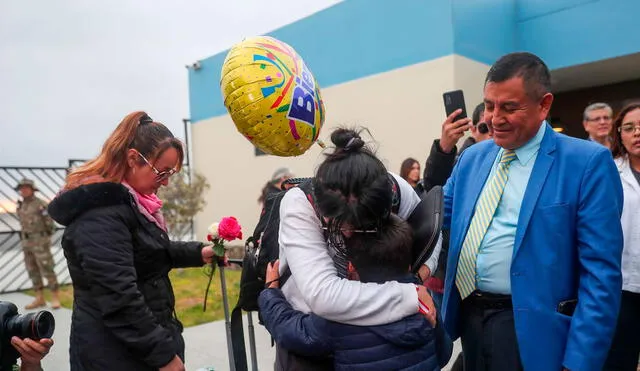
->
xmin=1 ymin=292 xmax=461 ymax=370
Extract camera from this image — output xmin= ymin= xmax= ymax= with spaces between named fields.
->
xmin=0 ymin=301 xmax=55 ymax=370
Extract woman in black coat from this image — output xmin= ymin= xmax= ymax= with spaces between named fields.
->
xmin=48 ymin=111 xmax=217 ymax=371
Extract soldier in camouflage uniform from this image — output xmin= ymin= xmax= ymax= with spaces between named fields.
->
xmin=15 ymin=178 xmax=60 ymax=309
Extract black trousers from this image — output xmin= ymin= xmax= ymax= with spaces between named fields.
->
xmin=604 ymin=290 xmax=640 ymax=371
xmin=460 ymin=291 xmax=523 ymax=371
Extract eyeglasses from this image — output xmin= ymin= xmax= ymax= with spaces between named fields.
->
xmin=321 ymin=227 xmax=378 ymax=234
xmin=619 ymin=122 xmax=640 ymax=134
xmin=136 ymin=151 xmax=177 ymax=182
xmin=586 ymin=115 xmax=612 ymax=123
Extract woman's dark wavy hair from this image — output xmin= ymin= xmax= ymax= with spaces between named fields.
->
xmin=313 ymin=127 xmax=393 ymax=246
xmin=611 ymin=102 xmax=640 ymax=159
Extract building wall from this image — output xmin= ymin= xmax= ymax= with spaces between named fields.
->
xmin=450 ymin=0 xmax=640 ymax=68
xmin=517 ymin=0 xmax=640 ymax=69
xmin=551 ymin=79 xmax=640 ymax=138
xmin=191 ymin=55 xmax=489 ymax=238
xmin=188 ymin=0 xmax=456 ymax=124
xmin=188 ymin=0 xmax=640 ymax=238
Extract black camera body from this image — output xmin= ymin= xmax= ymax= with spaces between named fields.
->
xmin=0 ymin=301 xmax=55 ymax=371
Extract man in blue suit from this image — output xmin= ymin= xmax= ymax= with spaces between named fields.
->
xmin=441 ymin=52 xmax=624 ymax=371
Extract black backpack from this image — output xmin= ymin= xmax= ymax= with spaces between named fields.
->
xmin=235 ymin=178 xmax=313 ymax=312
xmin=229 ymin=178 xmax=313 ymax=371
xmin=229 ymin=176 xmax=442 ymax=371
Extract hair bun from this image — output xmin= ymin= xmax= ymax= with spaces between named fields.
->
xmin=139 ymin=114 xmax=153 ymax=125
xmin=331 ymin=128 xmax=365 ymax=152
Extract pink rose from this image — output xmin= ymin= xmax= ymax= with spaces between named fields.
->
xmin=218 ymin=216 xmax=243 ymax=242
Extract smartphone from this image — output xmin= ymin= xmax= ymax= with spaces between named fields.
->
xmin=557 ymin=299 xmax=578 ymax=317
xmin=443 ymin=90 xmax=468 ymax=120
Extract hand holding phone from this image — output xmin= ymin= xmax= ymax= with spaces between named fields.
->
xmin=439 ymin=90 xmax=472 ymax=153
xmin=439 ymin=110 xmax=471 ymax=153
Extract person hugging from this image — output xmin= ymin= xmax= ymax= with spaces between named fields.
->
xmin=258 ymin=214 xmax=452 ymax=371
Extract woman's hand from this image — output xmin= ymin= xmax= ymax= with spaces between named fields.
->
xmin=266 ymin=260 xmax=280 ymax=288
xmin=201 ymin=244 xmax=228 ymax=266
xmin=418 ymin=265 xmax=431 ymax=283
xmin=159 ymin=355 xmax=185 ymax=371
xmin=416 ymin=285 xmax=437 ymax=327
xmin=11 ymin=336 xmax=53 ymax=368
xmin=346 ymin=262 xmax=360 ymax=281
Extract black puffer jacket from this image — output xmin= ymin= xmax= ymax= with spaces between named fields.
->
xmin=48 ymin=182 xmax=204 ymax=371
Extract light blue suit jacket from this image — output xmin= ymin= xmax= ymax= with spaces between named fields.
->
xmin=442 ymin=123 xmax=624 ymax=371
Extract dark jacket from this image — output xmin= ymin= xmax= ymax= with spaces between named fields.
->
xmin=422 ymin=137 xmax=478 ymax=286
xmin=458 ymin=136 xmax=476 ymax=154
xmin=48 ymin=182 xmax=204 ymax=371
xmin=423 ymin=140 xmax=457 ymax=193
xmin=412 ymin=181 xmax=426 ymax=198
xmin=259 ymin=278 xmax=453 ymax=371
xmin=422 ymin=140 xmax=458 ymax=284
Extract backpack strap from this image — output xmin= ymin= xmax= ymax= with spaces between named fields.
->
xmin=389 ymin=173 xmax=401 ymax=215
xmin=230 ymin=306 xmax=248 ymax=371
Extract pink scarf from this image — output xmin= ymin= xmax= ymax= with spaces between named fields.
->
xmin=121 ymin=181 xmax=167 ymax=232
xmin=136 ymin=191 xmax=163 ymax=215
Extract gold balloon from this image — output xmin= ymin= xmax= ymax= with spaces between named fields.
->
xmin=220 ymin=36 xmax=325 ymax=157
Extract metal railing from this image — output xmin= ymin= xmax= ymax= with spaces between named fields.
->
xmin=0 ymin=163 xmax=197 ymax=293
xmin=0 ymin=166 xmax=71 ymax=293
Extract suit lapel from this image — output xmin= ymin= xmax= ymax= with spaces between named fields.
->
xmin=447 ymin=144 xmax=500 ymax=291
xmin=513 ymin=125 xmax=557 ymax=257
xmin=456 ymin=145 xmax=500 ymax=253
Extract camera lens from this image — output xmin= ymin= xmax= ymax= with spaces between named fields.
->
xmin=5 ymin=310 xmax=55 ymax=340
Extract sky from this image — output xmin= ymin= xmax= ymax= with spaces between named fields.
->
xmin=0 ymin=0 xmax=342 ymax=166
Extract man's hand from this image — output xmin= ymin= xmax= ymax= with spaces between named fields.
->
xmin=440 ymin=109 xmax=472 ymax=153
xmin=11 ymin=336 xmax=52 ymax=368
xmin=416 ymin=285 xmax=437 ymax=327
xmin=266 ymin=260 xmax=280 ymax=288
xmin=159 ymin=355 xmax=185 ymax=371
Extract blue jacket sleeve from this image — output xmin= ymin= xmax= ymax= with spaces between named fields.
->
xmin=258 ymin=289 xmax=333 ymax=357
xmin=562 ymin=149 xmax=623 ymax=371
xmin=443 ymin=149 xmax=465 ymax=230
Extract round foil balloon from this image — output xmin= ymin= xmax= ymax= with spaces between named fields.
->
xmin=220 ymin=36 xmax=325 ymax=157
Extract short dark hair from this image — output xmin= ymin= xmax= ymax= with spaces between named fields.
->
xmin=346 ymin=214 xmax=412 ymax=282
xmin=313 ymin=128 xmax=393 ymax=247
xmin=485 ymin=52 xmax=551 ymax=100
xmin=472 ymin=102 xmax=485 ymax=125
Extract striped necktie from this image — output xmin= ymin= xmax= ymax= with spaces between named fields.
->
xmin=456 ymin=149 xmax=517 ymax=299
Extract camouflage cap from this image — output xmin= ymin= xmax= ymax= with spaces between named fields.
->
xmin=15 ymin=178 xmax=38 ymax=191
